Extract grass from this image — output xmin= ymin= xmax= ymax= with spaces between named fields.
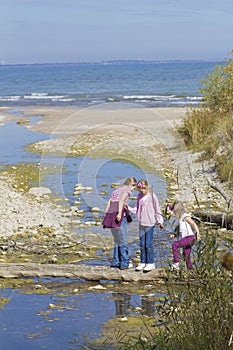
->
xmin=154 ymin=231 xmax=233 ymax=350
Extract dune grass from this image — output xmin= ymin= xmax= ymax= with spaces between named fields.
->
xmin=177 ymin=52 xmax=233 ymax=186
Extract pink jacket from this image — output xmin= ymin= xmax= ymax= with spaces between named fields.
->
xmin=129 ymin=192 xmax=163 ymax=227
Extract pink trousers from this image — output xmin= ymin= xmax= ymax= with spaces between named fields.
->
xmin=172 ymin=235 xmax=195 ymax=270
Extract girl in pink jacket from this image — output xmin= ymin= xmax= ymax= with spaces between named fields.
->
xmin=129 ymin=179 xmax=164 ymax=272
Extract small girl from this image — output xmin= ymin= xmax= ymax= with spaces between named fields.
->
xmin=103 ymin=177 xmax=137 ymax=270
xmin=169 ymin=201 xmax=201 ymax=270
xmin=129 ymin=179 xmax=164 ymax=272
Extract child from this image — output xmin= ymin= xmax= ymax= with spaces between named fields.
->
xmin=103 ymin=177 xmax=137 ymax=270
xmin=129 ymin=179 xmax=164 ymax=272
xmin=169 ymin=201 xmax=201 ymax=270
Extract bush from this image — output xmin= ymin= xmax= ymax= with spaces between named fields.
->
xmin=155 ymin=231 xmax=233 ymax=350
xmin=177 ymin=51 xmax=233 ymax=185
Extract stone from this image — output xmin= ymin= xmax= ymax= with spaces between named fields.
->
xmin=28 ymin=187 xmax=51 ymax=196
xmin=90 ymin=207 xmax=101 ymax=213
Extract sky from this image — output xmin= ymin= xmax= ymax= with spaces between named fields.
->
xmin=1 ymin=0 xmax=233 ymax=64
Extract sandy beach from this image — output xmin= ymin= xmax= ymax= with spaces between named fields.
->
xmin=0 ymin=105 xmax=229 ymax=238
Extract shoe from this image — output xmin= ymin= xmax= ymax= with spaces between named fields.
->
xmin=128 ymin=260 xmax=133 ymax=268
xmin=143 ymin=263 xmax=155 ymax=272
xmin=119 ymin=260 xmax=133 ymax=270
xmin=135 ymin=263 xmax=146 ymax=271
xmin=171 ymin=262 xmax=180 ymax=271
xmin=110 ymin=264 xmax=119 ymax=268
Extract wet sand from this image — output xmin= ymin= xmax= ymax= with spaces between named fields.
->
xmin=21 ymin=105 xmax=187 ymax=135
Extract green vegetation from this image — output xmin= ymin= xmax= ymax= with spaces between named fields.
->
xmin=89 ymin=231 xmax=232 ymax=350
xmin=0 ymin=162 xmax=60 ymax=192
xmin=154 ymin=232 xmax=233 ymax=350
xmin=177 ymin=52 xmax=233 ymax=185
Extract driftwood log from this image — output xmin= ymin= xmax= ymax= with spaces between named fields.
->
xmin=193 ymin=210 xmax=233 ymax=229
xmin=0 ymin=263 xmax=167 ymax=281
xmin=207 ymin=178 xmax=232 ymax=211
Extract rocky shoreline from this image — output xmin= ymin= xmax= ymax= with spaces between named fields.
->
xmin=0 ymin=106 xmax=231 ymax=244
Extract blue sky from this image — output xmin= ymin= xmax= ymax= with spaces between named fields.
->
xmin=1 ymin=0 xmax=233 ymax=64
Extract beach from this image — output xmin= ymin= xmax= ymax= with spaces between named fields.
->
xmin=0 ymin=104 xmax=231 ymax=348
xmin=0 ymin=105 xmax=228 ymax=239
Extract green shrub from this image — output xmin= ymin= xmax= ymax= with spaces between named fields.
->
xmin=155 ymin=232 xmax=233 ymax=350
xmin=177 ymin=52 xmax=233 ymax=186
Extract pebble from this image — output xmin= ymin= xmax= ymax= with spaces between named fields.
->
xmin=0 ymin=179 xmax=71 ymax=238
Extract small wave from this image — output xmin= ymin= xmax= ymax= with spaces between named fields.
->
xmin=122 ymin=94 xmax=202 ymax=103
xmin=23 ymin=94 xmax=68 ymax=100
xmin=123 ymin=95 xmax=169 ymax=100
xmin=0 ymin=96 xmax=22 ymax=102
xmin=186 ymin=96 xmax=202 ymax=101
xmin=52 ymin=98 xmax=75 ymax=102
xmin=168 ymin=100 xmax=200 ymax=105
xmin=31 ymin=92 xmax=48 ymax=97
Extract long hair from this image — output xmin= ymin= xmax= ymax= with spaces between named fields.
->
xmin=172 ymin=201 xmax=185 ymax=219
xmin=124 ymin=177 xmax=137 ymax=186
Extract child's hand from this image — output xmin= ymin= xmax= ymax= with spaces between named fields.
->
xmin=170 ymin=234 xmax=175 ymax=240
xmin=158 ymin=223 xmax=164 ymax=229
xmin=196 ymin=233 xmax=201 ymax=241
xmin=116 ymin=213 xmax=121 ymax=221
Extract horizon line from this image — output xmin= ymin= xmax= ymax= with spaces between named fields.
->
xmin=1 ymin=58 xmax=223 ymax=67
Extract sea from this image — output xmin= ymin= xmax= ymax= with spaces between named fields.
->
xmin=0 ymin=60 xmax=222 ymax=108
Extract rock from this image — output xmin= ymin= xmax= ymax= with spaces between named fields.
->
xmin=90 ymin=207 xmax=101 ymax=213
xmin=88 ymin=284 xmax=107 ymax=290
xmin=111 ymin=183 xmax=120 ymax=188
xmin=84 ymin=186 xmax=93 ymax=191
xmin=17 ymin=118 xmax=30 ymax=125
xmin=99 ymin=190 xmax=108 ymax=196
xmin=74 ymin=201 xmax=82 ymax=206
xmin=28 ymin=187 xmax=51 ymax=196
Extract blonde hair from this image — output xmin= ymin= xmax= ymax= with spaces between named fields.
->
xmin=172 ymin=201 xmax=185 ymax=219
xmin=124 ymin=177 xmax=137 ymax=186
xmin=137 ymin=179 xmax=149 ymax=189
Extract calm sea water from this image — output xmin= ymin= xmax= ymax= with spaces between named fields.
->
xmin=0 ymin=61 xmax=221 ymax=108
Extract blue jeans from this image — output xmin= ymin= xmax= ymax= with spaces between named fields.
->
xmin=139 ymin=224 xmax=155 ymax=264
xmin=111 ymin=217 xmax=129 ymax=268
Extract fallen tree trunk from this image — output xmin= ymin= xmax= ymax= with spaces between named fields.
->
xmin=0 ymin=263 xmax=167 ymax=282
xmin=193 ymin=210 xmax=233 ymax=229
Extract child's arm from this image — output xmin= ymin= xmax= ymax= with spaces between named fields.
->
xmin=185 ymin=216 xmax=201 ymax=240
xmin=169 ymin=224 xmax=179 ymax=240
xmin=127 ymin=205 xmax=137 ymax=214
xmin=104 ymin=199 xmax=111 ymax=214
xmin=116 ymin=192 xmax=128 ymax=221
xmin=152 ymin=192 xmax=164 ymax=228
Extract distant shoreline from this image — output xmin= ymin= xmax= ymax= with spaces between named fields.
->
xmin=1 ymin=59 xmax=222 ymax=67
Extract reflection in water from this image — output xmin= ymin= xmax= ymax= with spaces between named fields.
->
xmin=113 ymin=293 xmax=131 ymax=317
xmin=141 ymin=295 xmax=155 ymax=316
xmin=113 ymin=293 xmax=156 ymax=318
